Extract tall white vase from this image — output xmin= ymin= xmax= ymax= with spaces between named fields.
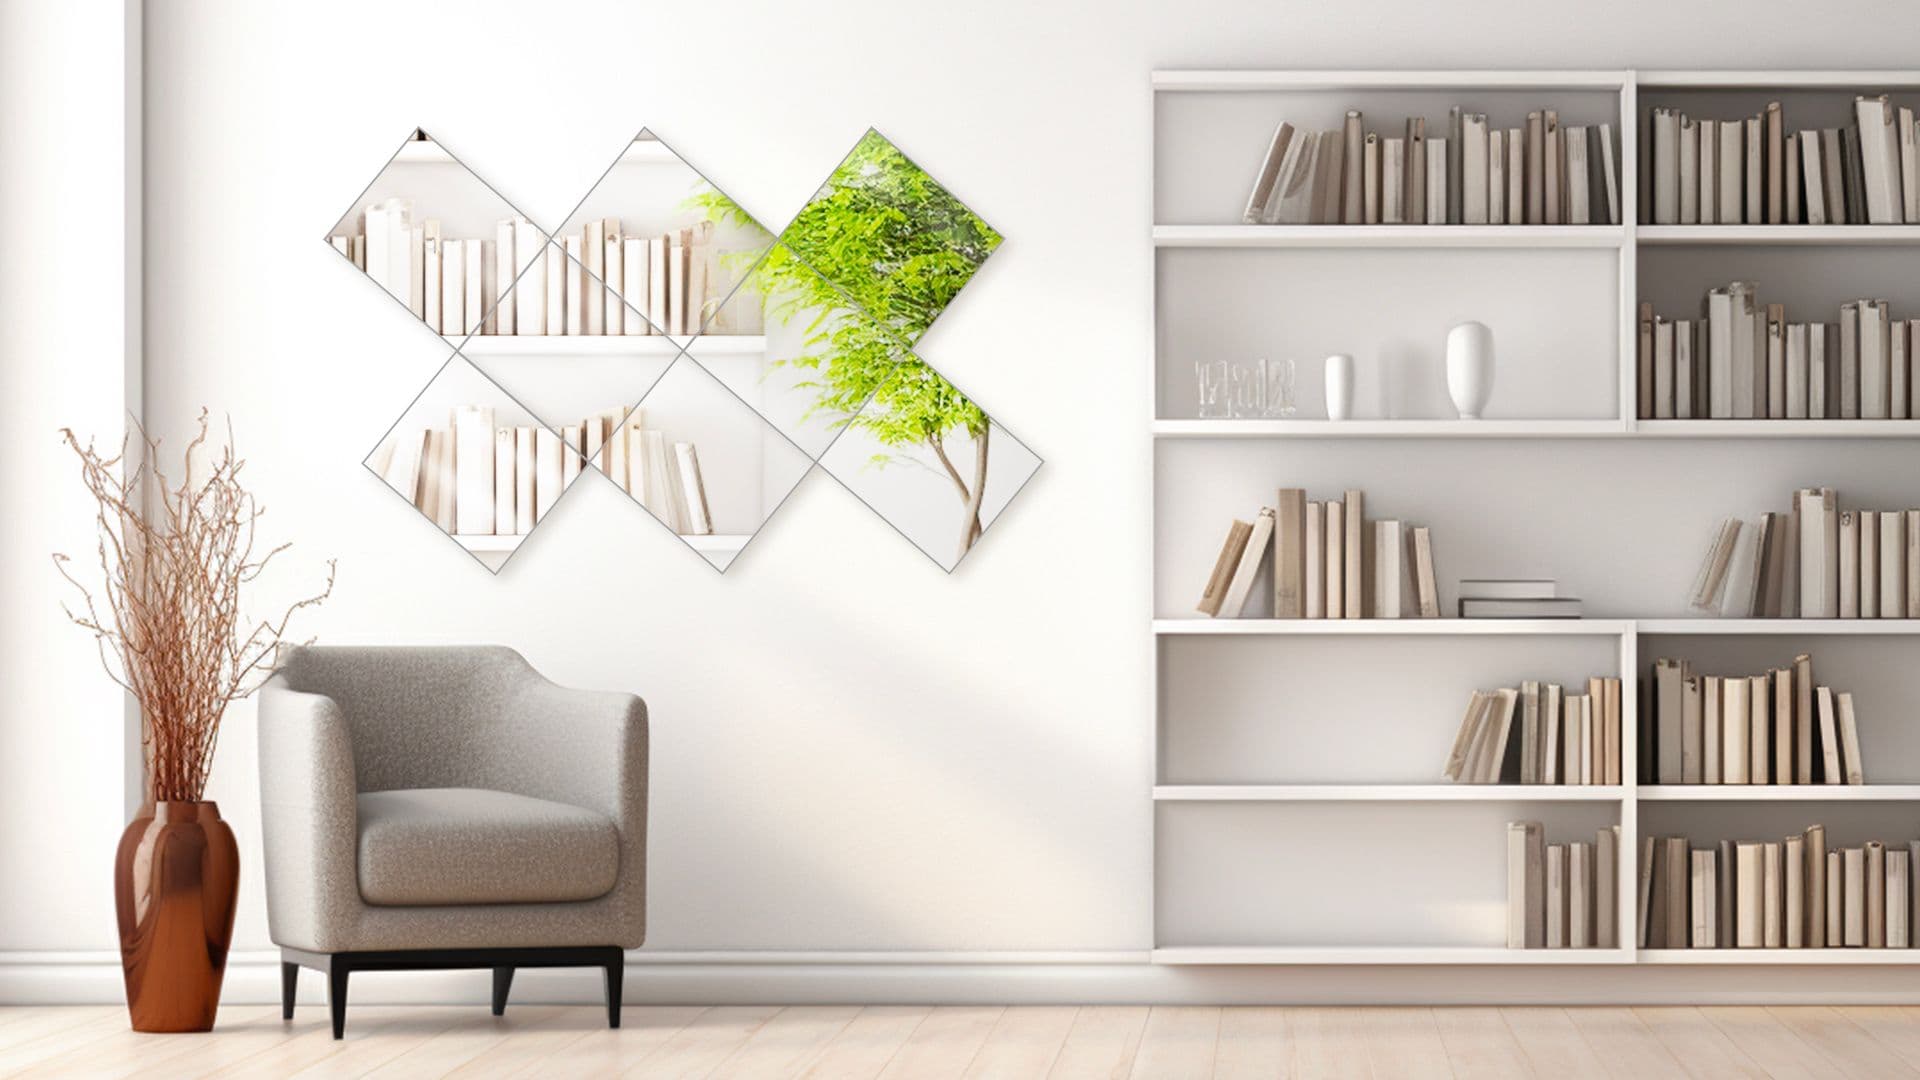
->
xmin=1446 ymin=321 xmax=1495 ymax=419
xmin=1324 ymin=354 xmax=1354 ymax=421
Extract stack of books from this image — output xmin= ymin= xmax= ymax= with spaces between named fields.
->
xmin=1645 ymin=95 xmax=1917 ymax=226
xmin=372 ymin=405 xmax=714 ymax=538
xmin=1242 ymin=107 xmax=1620 ymax=226
xmin=1636 ymin=286 xmax=1918 ymax=420
xmin=1690 ymin=489 xmax=1920 ymax=618
xmin=1196 ymin=488 xmax=1440 ymax=619
xmin=331 ymin=204 xmax=741 ymax=339
xmin=1505 ymin=823 xmax=1621 ymax=949
xmin=1457 ymin=579 xmax=1581 ymax=619
xmin=1639 ymin=827 xmax=1913 ymax=949
xmin=1646 ymin=653 xmax=1864 ymax=785
xmin=1444 ymin=677 xmax=1622 ymax=785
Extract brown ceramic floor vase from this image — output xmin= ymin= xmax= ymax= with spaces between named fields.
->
xmin=113 ymin=800 xmax=240 ymax=1032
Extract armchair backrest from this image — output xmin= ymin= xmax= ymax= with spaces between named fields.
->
xmin=272 ymin=645 xmax=542 ymax=793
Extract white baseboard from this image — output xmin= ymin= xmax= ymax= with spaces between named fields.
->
xmin=7 ymin=950 xmax=1920 ymax=1007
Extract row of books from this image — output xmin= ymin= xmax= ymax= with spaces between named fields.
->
xmin=1457 ymin=578 xmax=1582 ymax=619
xmin=332 ymin=200 xmax=738 ymax=338
xmin=372 ymin=406 xmax=714 ymax=537
xmin=1636 ymin=286 xmax=1918 ymax=420
xmin=1444 ymin=677 xmax=1622 ymax=785
xmin=1242 ymin=108 xmax=1620 ymax=226
xmin=1196 ymin=489 xmax=1441 ymax=618
xmin=1646 ymin=96 xmax=1918 ymax=226
xmin=1691 ymin=489 xmax=1920 ymax=618
xmin=1639 ymin=828 xmax=1914 ymax=949
xmin=1505 ymin=824 xmax=1620 ymax=949
xmin=1646 ymin=653 xmax=1864 ymax=786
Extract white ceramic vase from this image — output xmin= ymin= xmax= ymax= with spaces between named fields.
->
xmin=1324 ymin=354 xmax=1354 ymax=421
xmin=1446 ymin=321 xmax=1495 ymax=419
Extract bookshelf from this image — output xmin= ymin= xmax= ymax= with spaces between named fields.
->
xmin=1151 ymin=69 xmax=1920 ymax=967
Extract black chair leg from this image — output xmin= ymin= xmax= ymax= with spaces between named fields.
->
xmin=603 ymin=953 xmax=623 ymax=1028
xmin=328 ymin=963 xmax=350 ymax=1039
xmin=491 ymin=966 xmax=514 ymax=1016
xmin=280 ymin=962 xmax=298 ymax=1020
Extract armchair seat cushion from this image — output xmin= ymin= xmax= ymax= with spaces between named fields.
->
xmin=357 ymin=787 xmax=619 ymax=906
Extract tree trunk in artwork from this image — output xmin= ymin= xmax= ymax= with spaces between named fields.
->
xmin=114 ymin=801 xmax=240 ymax=1032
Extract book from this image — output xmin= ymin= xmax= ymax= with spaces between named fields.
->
xmin=1604 ymin=677 xmax=1622 ymax=786
xmin=1677 ymin=116 xmax=1698 ymax=224
xmin=1483 ymin=688 xmax=1521 ymax=784
xmin=1325 ymin=502 xmax=1345 ymax=618
xmin=1719 ymin=120 xmax=1744 ymax=224
xmin=1720 ymin=516 xmax=1762 ymax=618
xmin=1343 ymin=490 xmax=1363 ymax=619
xmin=1747 ymin=673 xmax=1770 ymax=783
xmin=1462 ymin=113 xmax=1488 ymax=225
xmin=1799 ymin=489 xmax=1838 ymax=619
xmin=1653 ymin=108 xmax=1679 ymax=224
xmin=1599 ymin=123 xmax=1621 ymax=225
xmin=534 ymin=427 xmax=562 ymax=522
xmin=668 ymin=230 xmax=689 ymax=336
xmin=1411 ymin=527 xmax=1439 ymax=618
xmin=1519 ymin=682 xmax=1541 ymax=785
xmin=1546 ymin=844 xmax=1567 ymax=948
xmin=1883 ymin=510 xmax=1908 ymax=618
xmin=429 ymin=426 xmax=456 ymax=531
xmin=622 ymin=237 xmax=648 ymax=335
xmin=513 ymin=427 xmax=535 ymax=534
xmin=1680 ymin=674 xmax=1703 ymax=783
xmin=1904 ymin=107 xmax=1920 ymax=223
xmin=514 ymin=220 xmax=545 ymax=335
xmin=562 ymin=236 xmax=585 ymax=335
xmin=1766 ymin=102 xmax=1785 ymax=224
xmin=1857 ymin=96 xmax=1904 ymax=224
xmin=451 ymin=405 xmax=495 ymax=536
xmin=1822 ymin=128 xmax=1848 ymax=223
xmin=1507 ymin=821 xmax=1545 ymax=948
xmin=422 ymin=236 xmax=441 ymax=331
xmin=1702 ymin=676 xmax=1722 ymax=783
xmin=1794 ymin=654 xmax=1815 ymax=786
xmin=1721 ymin=674 xmax=1749 ymax=784
xmin=1274 ymin=489 xmax=1307 ymax=619
xmin=1544 ymin=112 xmax=1562 ymax=225
xmin=1655 ymin=659 xmax=1685 ymax=785
xmin=1447 ymin=107 xmax=1463 ymax=226
xmin=492 ymin=220 xmax=515 ymax=334
xmin=1458 ymin=579 xmax=1555 ymax=600
xmin=603 ymin=224 xmax=624 ymax=336
xmin=1425 ymin=138 xmax=1446 ymax=224
xmin=1691 ymin=849 xmax=1717 ymax=948
xmin=1380 ymin=137 xmax=1404 ymax=224
xmin=1869 ymin=841 xmax=1888 ymax=947
xmin=562 ymin=425 xmax=583 ymax=489
xmin=1525 ymin=111 xmax=1544 ymax=225
xmin=1846 ymin=846 xmax=1867 ymax=946
xmin=492 ymin=428 xmax=515 ymax=535
xmin=1802 ymin=131 xmax=1829 ymax=226
xmin=648 ymin=235 xmax=668 ymax=332
xmin=1836 ymin=691 xmax=1865 ymax=784
xmin=1745 ymin=117 xmax=1763 ymax=225
xmin=1817 ymin=687 xmax=1843 ymax=784
xmin=1828 ymin=850 xmax=1845 ymax=945
xmin=1197 ymin=519 xmax=1254 ymax=617
xmin=1890 ymin=848 xmax=1911 ymax=948
xmin=1370 ymin=520 xmax=1402 ymax=618
xmin=1808 ymin=825 xmax=1828 ymax=948
xmin=1597 ymin=825 xmax=1619 ymax=948
xmin=1543 ymin=684 xmax=1562 ymax=785
xmin=464 ymin=240 xmax=485 ymax=337
xmin=1445 ymin=691 xmax=1491 ymax=782
xmin=1638 ymin=835 xmax=1657 ymax=947
xmin=1219 ymin=508 xmax=1275 ymax=618
xmin=674 ymin=443 xmax=712 ymax=536
xmin=1839 ymin=511 xmax=1860 ymax=617
xmin=1458 ymin=598 xmax=1581 ymax=619
xmin=1363 ymin=134 xmax=1381 ymax=224
xmin=1862 ymin=300 xmax=1890 ymax=419
xmin=1691 ymin=517 xmax=1742 ymax=612
xmin=440 ymin=239 xmax=465 ymax=336
xmin=1570 ymin=841 xmax=1593 ymax=948
xmin=1304 ymin=502 xmax=1325 ymax=618
xmin=1665 ymin=837 xmax=1689 ymax=947
xmin=1773 ymin=669 xmax=1793 ymax=788
xmin=1736 ymin=842 xmax=1763 ymax=947
xmin=1342 ymin=114 xmax=1364 ymax=225
xmin=1407 ymin=117 xmax=1427 ymax=225
xmin=1786 ymin=833 xmax=1806 ymax=948
xmin=1763 ymin=841 xmax=1784 ymax=948
xmin=1567 ymin=126 xmax=1590 ymax=225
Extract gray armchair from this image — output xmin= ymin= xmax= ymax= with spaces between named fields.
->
xmin=258 ymin=646 xmax=646 ymax=1037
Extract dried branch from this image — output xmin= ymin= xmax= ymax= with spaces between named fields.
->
xmin=55 ymin=410 xmax=334 ymax=802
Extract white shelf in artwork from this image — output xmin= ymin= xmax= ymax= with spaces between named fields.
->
xmin=458 ymin=335 xmax=766 ymax=358
xmin=1153 ymin=784 xmax=1625 ymax=802
xmin=456 ymin=533 xmax=750 ymax=554
xmin=1150 ymin=946 xmax=1628 ymax=965
xmin=1151 ymin=69 xmax=1632 ymax=92
xmin=391 ymin=139 xmax=455 ymax=164
xmin=1638 ymin=949 xmax=1920 ymax=964
xmin=1151 ymin=225 xmax=1625 ymax=249
xmin=1636 ymin=618 xmax=1920 ymax=635
xmin=453 ymin=534 xmax=521 ymax=553
xmin=1633 ymin=419 xmax=1920 ymax=437
xmin=1154 ymin=618 xmax=1628 ymax=636
xmin=1151 ymin=418 xmax=1627 ymax=438
xmin=1638 ymin=225 xmax=1920 ymax=246
xmin=1637 ymin=70 xmax=1920 ymax=90
xmin=1638 ymin=785 xmax=1920 ymax=801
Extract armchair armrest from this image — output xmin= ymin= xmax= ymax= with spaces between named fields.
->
xmin=499 ymin=679 xmax=648 ymax=845
xmin=257 ymin=674 xmax=361 ymax=953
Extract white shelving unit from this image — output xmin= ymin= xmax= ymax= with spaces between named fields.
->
xmin=1151 ymin=68 xmax=1920 ymax=968
xmin=459 ymin=335 xmax=767 ymax=358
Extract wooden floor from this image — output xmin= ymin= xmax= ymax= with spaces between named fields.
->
xmin=2 ymin=1004 xmax=1919 ymax=1078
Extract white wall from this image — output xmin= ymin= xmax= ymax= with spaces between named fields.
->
xmin=12 ymin=0 xmax=1920 ymax=1003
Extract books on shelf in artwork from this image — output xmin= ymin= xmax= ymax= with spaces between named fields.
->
xmin=370 ymin=405 xmax=716 ymax=540
xmin=1637 ymin=825 xmax=1914 ymax=950
xmin=1507 ymin=823 xmax=1620 ymax=949
xmin=1196 ymin=487 xmax=1440 ymax=618
xmin=1644 ymin=651 xmax=1865 ymax=786
xmin=1446 ymin=676 xmax=1621 ymax=785
xmin=1645 ymin=95 xmax=1917 ymax=226
xmin=1457 ymin=579 xmax=1582 ymax=619
xmin=1638 ymin=286 xmax=1917 ymax=421
xmin=331 ymin=204 xmax=749 ymax=339
xmin=1242 ymin=105 xmax=1619 ymax=226
xmin=1689 ymin=487 xmax=1920 ymax=618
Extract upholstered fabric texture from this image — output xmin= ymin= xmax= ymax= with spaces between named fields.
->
xmin=258 ymin=646 xmax=647 ymax=952
xmin=356 ymin=787 xmax=619 ymax=906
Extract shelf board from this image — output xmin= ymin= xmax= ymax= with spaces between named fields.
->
xmin=1637 ymin=70 xmax=1920 ymax=90
xmin=1639 ymin=225 xmax=1920 ymax=246
xmin=1151 ymin=70 xmax=1631 ymax=92
xmin=1152 ymin=224 xmax=1625 ymax=249
xmin=1634 ymin=419 xmax=1920 ymax=437
xmin=1638 ymin=948 xmax=1920 ymax=964
xmin=1154 ymin=618 xmax=1627 ymax=636
xmin=456 ymin=533 xmax=750 ymax=554
xmin=1637 ymin=618 xmax=1920 ymax=635
xmin=1152 ymin=418 xmax=1626 ymax=438
xmin=1153 ymin=784 xmax=1625 ymax=802
xmin=391 ymin=140 xmax=454 ymax=164
xmin=1639 ymin=784 xmax=1920 ymax=801
xmin=1150 ymin=946 xmax=1629 ymax=965
xmin=459 ymin=334 xmax=765 ymax=358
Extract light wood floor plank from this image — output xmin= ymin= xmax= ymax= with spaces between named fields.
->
xmin=516 ymin=1005 xmax=708 ymax=1076
xmin=1045 ymin=1006 xmax=1149 ymax=1080
xmin=1832 ymin=1006 xmax=1920 ymax=1071
xmin=1211 ymin=1006 xmax=1292 ymax=1080
xmin=1695 ymin=1007 xmax=1839 ymax=1080
xmin=17 ymin=1005 xmax=280 ymax=1078
xmin=962 ymin=1006 xmax=1078 ymax=1080
xmin=0 ymin=1010 xmax=153 ymax=1075
xmin=880 ymin=1005 xmax=1006 ymax=1080
xmin=1498 ymin=1007 xmax=1607 ymax=1079
xmin=706 ymin=1004 xmax=862 ymax=1079
xmin=1361 ymin=1007 xmax=1450 ymax=1080
xmin=360 ymin=1005 xmax=564 ymax=1079
xmin=1632 ymin=1007 xmax=1768 ymax=1080
xmin=1766 ymin=1006 xmax=1920 ymax=1078
xmin=1127 ymin=1007 xmax=1220 ymax=1080
xmin=794 ymin=1005 xmax=933 ymax=1079
xmin=1565 ymin=1008 xmax=1687 ymax=1080
xmin=1432 ymin=1006 xmax=1533 ymax=1080
xmin=439 ymin=1005 xmax=618 ymax=1079
xmin=1290 ymin=1007 xmax=1373 ymax=1080
xmin=615 ymin=1003 xmax=781 ymax=1078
